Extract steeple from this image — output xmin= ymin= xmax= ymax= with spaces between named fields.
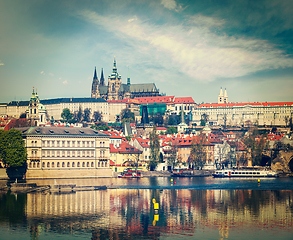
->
xmin=100 ymin=68 xmax=105 ymax=86
xmin=109 ymin=57 xmax=121 ymax=79
xmin=218 ymin=87 xmax=224 ymax=104
xmin=93 ymin=67 xmax=98 ymax=80
xmin=223 ymin=88 xmax=228 ymax=103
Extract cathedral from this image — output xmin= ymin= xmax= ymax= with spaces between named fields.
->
xmin=91 ymin=59 xmax=160 ymax=100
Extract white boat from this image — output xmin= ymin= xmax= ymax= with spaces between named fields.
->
xmin=213 ymin=168 xmax=278 ymax=178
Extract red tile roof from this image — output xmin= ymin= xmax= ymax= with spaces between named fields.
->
xmin=198 ymin=102 xmax=293 ymax=108
xmin=134 ymin=96 xmax=175 ymax=104
xmin=173 ymin=97 xmax=195 ymax=104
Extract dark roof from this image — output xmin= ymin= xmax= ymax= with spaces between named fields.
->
xmin=7 ymin=101 xmax=30 ymax=106
xmin=22 ymin=126 xmax=109 ymax=137
xmin=40 ymin=97 xmax=107 ymax=105
xmin=130 ymin=83 xmax=158 ymax=93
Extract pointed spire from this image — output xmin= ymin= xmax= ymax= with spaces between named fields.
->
xmin=93 ymin=67 xmax=98 ymax=80
xmin=224 ymin=88 xmax=228 ymax=97
xmin=219 ymin=87 xmax=223 ymax=96
xmin=100 ymin=68 xmax=105 ymax=86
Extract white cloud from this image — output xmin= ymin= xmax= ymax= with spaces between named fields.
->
xmin=63 ymin=80 xmax=68 ymax=85
xmin=78 ymin=11 xmax=293 ymax=82
xmin=161 ymin=0 xmax=184 ymax=12
xmin=128 ymin=16 xmax=137 ymax=23
xmin=40 ymin=71 xmax=44 ymax=74
xmin=49 ymin=73 xmax=54 ymax=77
xmin=0 ymin=61 xmax=4 ymax=66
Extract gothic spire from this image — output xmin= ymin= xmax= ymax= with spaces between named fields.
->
xmin=93 ymin=67 xmax=98 ymax=80
xmin=100 ymin=68 xmax=105 ymax=86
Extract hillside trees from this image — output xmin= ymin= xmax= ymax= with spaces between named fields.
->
xmin=149 ymin=125 xmax=160 ymax=171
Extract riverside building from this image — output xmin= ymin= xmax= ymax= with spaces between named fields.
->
xmin=23 ymin=126 xmax=112 ymax=179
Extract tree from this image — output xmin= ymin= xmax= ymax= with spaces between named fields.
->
xmin=0 ymin=129 xmax=27 ymax=168
xmin=120 ymin=108 xmax=134 ymax=124
xmin=149 ymin=125 xmax=160 ymax=171
xmin=243 ymin=135 xmax=267 ymax=166
xmin=91 ymin=122 xmax=109 ymax=131
xmin=201 ymin=113 xmax=209 ymax=126
xmin=189 ymin=134 xmax=207 ymax=169
xmin=166 ymin=126 xmax=177 ymax=135
xmin=151 ymin=113 xmax=164 ymax=126
xmin=83 ymin=108 xmax=91 ymax=122
xmin=74 ymin=106 xmax=83 ymax=123
xmin=61 ymin=108 xmax=73 ymax=122
xmin=93 ymin=111 xmax=102 ymax=122
xmin=167 ymin=140 xmax=179 ymax=170
xmin=50 ymin=116 xmax=54 ymax=126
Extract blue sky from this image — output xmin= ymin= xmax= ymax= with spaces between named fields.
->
xmin=1 ymin=0 xmax=293 ymax=103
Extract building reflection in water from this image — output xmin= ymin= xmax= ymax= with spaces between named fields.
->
xmin=1 ymin=189 xmax=293 ymax=239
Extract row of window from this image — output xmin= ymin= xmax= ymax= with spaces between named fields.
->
xmin=30 ymin=140 xmax=107 ymax=148
xmin=41 ymin=150 xmax=106 ymax=158
xmin=29 ymin=161 xmax=108 ymax=168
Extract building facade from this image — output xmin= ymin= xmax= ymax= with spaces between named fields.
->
xmin=192 ymin=88 xmax=293 ymax=127
xmin=23 ymin=126 xmax=112 ymax=178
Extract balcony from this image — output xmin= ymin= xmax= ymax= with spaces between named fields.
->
xmin=29 ymin=157 xmax=40 ymax=162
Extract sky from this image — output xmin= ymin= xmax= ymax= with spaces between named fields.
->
xmin=1 ymin=0 xmax=293 ymax=104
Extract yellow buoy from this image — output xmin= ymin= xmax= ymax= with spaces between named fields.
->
xmin=152 ymin=198 xmax=156 ymax=204
xmin=154 ymin=214 xmax=159 ymax=221
xmin=258 ymin=179 xmax=260 ymax=183
xmin=154 ymin=202 xmax=159 ymax=210
xmin=171 ymin=178 xmax=173 ymax=182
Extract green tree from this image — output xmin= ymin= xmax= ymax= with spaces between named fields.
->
xmin=83 ymin=108 xmax=91 ymax=122
xmin=61 ymin=108 xmax=73 ymax=122
xmin=50 ymin=116 xmax=54 ymax=125
xmin=243 ymin=135 xmax=267 ymax=166
xmin=149 ymin=125 xmax=160 ymax=171
xmin=0 ymin=129 xmax=27 ymax=168
xmin=166 ymin=126 xmax=177 ymax=135
xmin=93 ymin=111 xmax=102 ymax=122
xmin=189 ymin=134 xmax=207 ymax=169
xmin=200 ymin=113 xmax=209 ymax=126
xmin=91 ymin=122 xmax=109 ymax=131
xmin=74 ymin=106 xmax=83 ymax=123
xmin=120 ymin=108 xmax=134 ymax=124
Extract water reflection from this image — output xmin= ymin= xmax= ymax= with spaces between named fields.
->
xmin=0 ymin=187 xmax=292 ymax=240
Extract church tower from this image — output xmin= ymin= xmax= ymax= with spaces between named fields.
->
xmin=218 ymin=87 xmax=224 ymax=104
xmin=218 ymin=87 xmax=228 ymax=104
xmin=91 ymin=67 xmax=100 ymax=98
xmin=26 ymin=88 xmax=47 ymax=126
xmin=223 ymin=88 xmax=228 ymax=103
xmin=107 ymin=58 xmax=122 ymax=100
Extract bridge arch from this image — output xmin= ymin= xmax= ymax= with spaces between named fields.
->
xmin=289 ymin=157 xmax=293 ymax=172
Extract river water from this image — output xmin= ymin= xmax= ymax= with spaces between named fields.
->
xmin=0 ymin=176 xmax=293 ymax=240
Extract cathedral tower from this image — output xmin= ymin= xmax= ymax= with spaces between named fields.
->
xmin=91 ymin=67 xmax=100 ymax=98
xmin=107 ymin=58 xmax=122 ymax=100
xmin=218 ymin=87 xmax=228 ymax=104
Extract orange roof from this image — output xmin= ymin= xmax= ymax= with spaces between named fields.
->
xmin=198 ymin=101 xmax=293 ymax=108
xmin=173 ymin=97 xmax=195 ymax=104
xmin=135 ymin=96 xmax=175 ymax=104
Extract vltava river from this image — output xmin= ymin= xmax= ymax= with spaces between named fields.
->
xmin=0 ymin=177 xmax=293 ymax=240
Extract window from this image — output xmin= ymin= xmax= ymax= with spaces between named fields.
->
xmin=82 ymin=141 xmax=85 ymax=147
xmin=62 ymin=162 xmax=65 ymax=167
xmin=91 ymin=162 xmax=94 ymax=167
xmin=77 ymin=162 xmax=80 ymax=167
xmin=72 ymin=151 xmax=75 ymax=157
xmin=87 ymin=162 xmax=89 ymax=167
xmin=47 ymin=141 xmax=50 ymax=147
xmin=57 ymin=141 xmax=60 ymax=147
xmin=29 ymin=162 xmax=32 ymax=168
xmin=57 ymin=162 xmax=60 ymax=167
xmin=72 ymin=141 xmax=75 ymax=147
xmin=52 ymin=141 xmax=55 ymax=147
xmin=47 ymin=162 xmax=50 ymax=168
xmin=52 ymin=162 xmax=55 ymax=168
xmin=67 ymin=151 xmax=70 ymax=157
xmin=37 ymin=162 xmax=39 ymax=168
xmin=67 ymin=162 xmax=70 ymax=167
xmin=57 ymin=151 xmax=60 ymax=157
xmin=42 ymin=162 xmax=45 ymax=168
xmin=82 ymin=162 xmax=85 ymax=167
xmin=77 ymin=151 xmax=80 ymax=157
xmin=52 ymin=151 xmax=55 ymax=157
xmin=47 ymin=151 xmax=50 ymax=157
xmin=72 ymin=162 xmax=75 ymax=167
xmin=62 ymin=141 xmax=65 ymax=147
xmin=67 ymin=141 xmax=70 ymax=147
xmin=62 ymin=151 xmax=65 ymax=157
xmin=82 ymin=151 xmax=85 ymax=157
xmin=87 ymin=151 xmax=89 ymax=157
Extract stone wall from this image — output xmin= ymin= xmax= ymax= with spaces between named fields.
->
xmin=271 ymin=151 xmax=293 ymax=174
xmin=25 ymin=168 xmax=113 ymax=179
xmin=0 ymin=169 xmax=8 ymax=180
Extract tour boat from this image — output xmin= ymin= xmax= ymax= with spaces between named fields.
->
xmin=213 ymin=168 xmax=278 ymax=178
xmin=118 ymin=169 xmax=142 ymax=178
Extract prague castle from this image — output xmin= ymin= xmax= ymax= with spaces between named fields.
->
xmin=91 ymin=58 xmax=160 ymax=100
